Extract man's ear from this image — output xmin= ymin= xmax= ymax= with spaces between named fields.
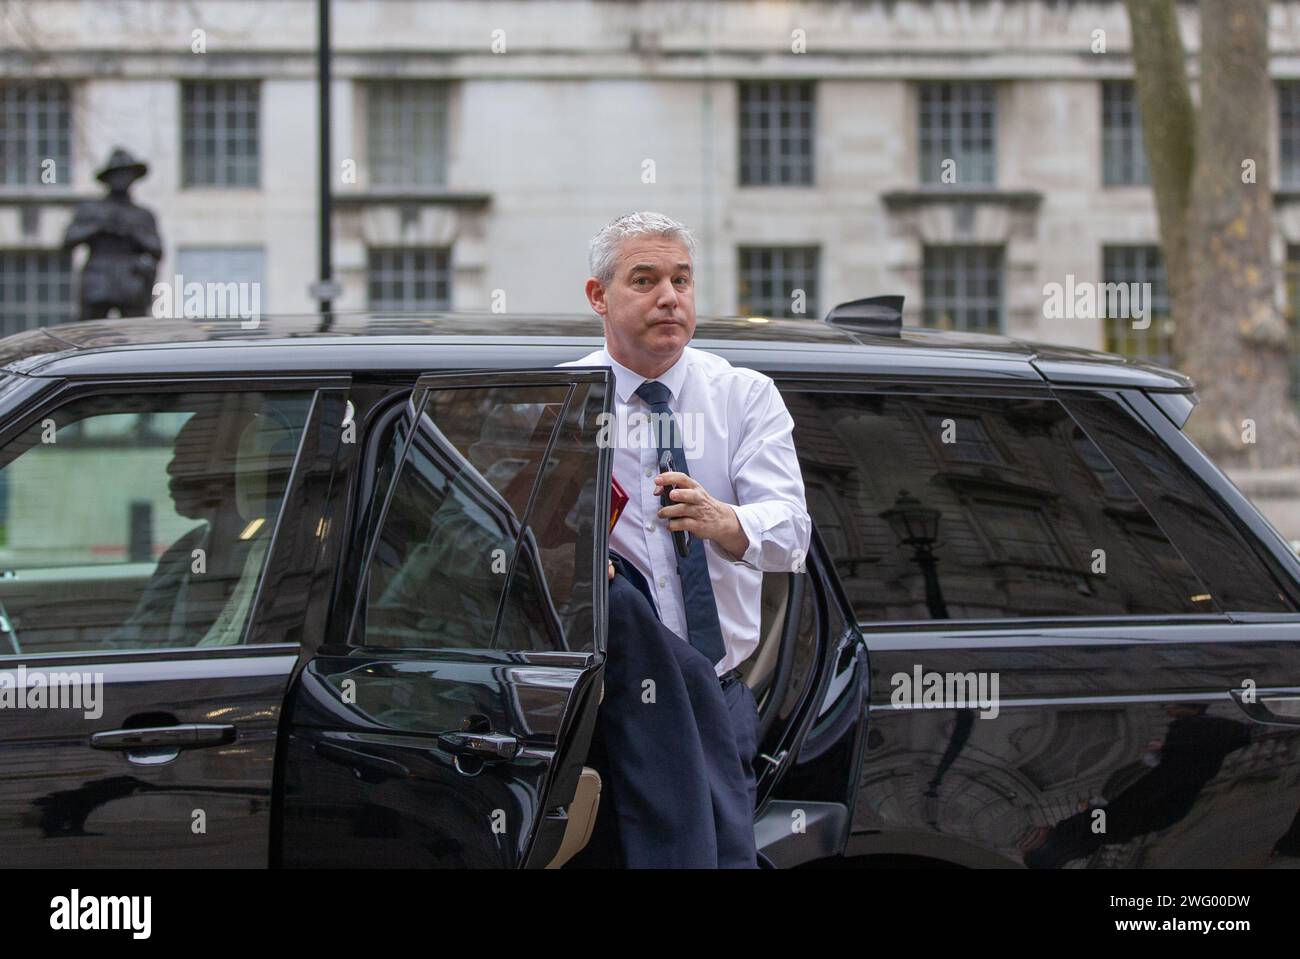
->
xmin=585 ymin=277 xmax=609 ymax=317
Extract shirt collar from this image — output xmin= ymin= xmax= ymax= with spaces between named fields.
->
xmin=602 ymin=346 xmax=691 ymax=407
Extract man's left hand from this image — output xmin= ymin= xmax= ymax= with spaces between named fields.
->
xmin=654 ymin=471 xmax=749 ymax=561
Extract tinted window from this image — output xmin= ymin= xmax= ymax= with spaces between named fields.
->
xmin=356 ymin=381 xmax=603 ymax=651
xmin=495 ymin=381 xmax=604 ymax=652
xmin=0 ymin=390 xmax=312 ymax=654
xmin=357 ymin=399 xmax=411 ymax=567
xmin=783 ymin=390 xmax=1215 ymax=623
xmin=1059 ymin=392 xmax=1295 ymax=612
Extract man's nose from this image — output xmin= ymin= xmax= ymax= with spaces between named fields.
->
xmin=655 ymin=277 xmax=678 ymax=309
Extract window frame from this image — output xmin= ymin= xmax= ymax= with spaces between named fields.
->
xmin=174 ymin=246 xmax=268 ymax=316
xmin=737 ymin=244 xmax=821 ymax=319
xmin=0 ymin=248 xmax=75 ymax=337
xmin=367 ymin=246 xmax=453 ymax=312
xmin=737 ymin=79 xmax=816 ymax=187
xmin=1279 ymin=79 xmax=1300 ymax=189
xmin=0 ymin=79 xmax=73 ymax=189
xmin=0 ymin=372 xmax=350 ymax=662
xmin=1101 ymin=244 xmax=1173 ymax=367
xmin=1285 ymin=243 xmax=1300 ymax=405
xmin=921 ymin=244 xmax=1005 ymax=334
xmin=1101 ymin=79 xmax=1150 ymax=187
xmin=347 ymin=368 xmax=614 ymax=657
xmin=773 ymin=376 xmax=1233 ymax=632
xmin=364 ymin=78 xmax=451 ymax=188
xmin=179 ymin=79 xmax=262 ymax=189
xmin=916 ymin=80 xmax=997 ymax=186
xmin=1058 ymin=386 xmax=1300 ymax=616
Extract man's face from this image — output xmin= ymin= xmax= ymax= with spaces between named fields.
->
xmin=586 ymin=235 xmax=696 ymax=373
xmin=165 ymin=412 xmax=244 ymax=520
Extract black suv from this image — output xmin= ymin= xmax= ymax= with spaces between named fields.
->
xmin=0 ymin=308 xmax=1297 ymax=869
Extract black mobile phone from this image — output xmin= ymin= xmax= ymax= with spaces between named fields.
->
xmin=658 ymin=450 xmax=691 ymax=558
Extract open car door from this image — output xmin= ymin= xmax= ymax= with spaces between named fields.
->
xmin=279 ymin=369 xmax=613 ymax=868
xmin=746 ymin=526 xmax=870 ymax=867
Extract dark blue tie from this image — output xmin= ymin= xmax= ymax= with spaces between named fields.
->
xmin=633 ymin=380 xmax=727 ymax=666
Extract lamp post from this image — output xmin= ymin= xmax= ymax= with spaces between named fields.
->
xmin=880 ymin=489 xmax=949 ymax=619
xmin=312 ymin=0 xmax=340 ymax=329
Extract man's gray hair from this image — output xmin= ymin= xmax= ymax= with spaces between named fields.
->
xmin=588 ymin=211 xmax=698 ymax=286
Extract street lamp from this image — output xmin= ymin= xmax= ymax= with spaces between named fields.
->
xmin=879 ymin=489 xmax=949 ymax=619
xmin=313 ymin=0 xmax=340 ymax=329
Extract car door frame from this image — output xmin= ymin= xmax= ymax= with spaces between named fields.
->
xmin=748 ymin=518 xmax=871 ymax=867
xmin=0 ymin=371 xmax=349 ymax=867
xmin=277 ymin=367 xmax=613 ymax=868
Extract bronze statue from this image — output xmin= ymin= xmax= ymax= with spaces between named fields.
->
xmin=62 ymin=148 xmax=162 ymax=320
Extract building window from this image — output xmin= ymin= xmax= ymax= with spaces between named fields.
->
xmin=367 ymin=81 xmax=449 ymax=187
xmin=737 ymin=246 xmax=819 ymax=319
xmin=1281 ymin=82 xmax=1300 ymax=188
xmin=922 ymin=245 xmax=1003 ymax=333
xmin=1102 ymin=80 xmax=1149 ymax=186
xmin=918 ymin=82 xmax=996 ymax=185
xmin=181 ymin=80 xmax=260 ymax=187
xmin=0 ymin=250 xmax=74 ymax=336
xmin=0 ymin=81 xmax=72 ymax=187
xmin=738 ymin=81 xmax=814 ymax=186
xmin=1102 ymin=245 xmax=1172 ymax=367
xmin=368 ymin=247 xmax=451 ymax=311
xmin=1287 ymin=244 xmax=1300 ymax=404
xmin=175 ymin=248 xmax=266 ymax=317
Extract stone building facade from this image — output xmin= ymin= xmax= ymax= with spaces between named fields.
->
xmin=2 ymin=0 xmax=1299 ymax=524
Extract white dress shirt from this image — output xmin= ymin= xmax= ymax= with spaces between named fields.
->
xmin=561 ymin=345 xmax=811 ymax=674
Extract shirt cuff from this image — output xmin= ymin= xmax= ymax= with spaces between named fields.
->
xmin=712 ymin=503 xmax=764 ymax=569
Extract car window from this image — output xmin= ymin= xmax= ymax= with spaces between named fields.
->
xmin=0 ymin=389 xmax=313 ymax=655
xmin=1058 ymin=391 xmax=1295 ymax=612
xmin=354 ymin=380 xmax=603 ymax=652
xmin=356 ymin=397 xmax=412 ymax=570
xmin=781 ymin=389 xmax=1216 ymax=623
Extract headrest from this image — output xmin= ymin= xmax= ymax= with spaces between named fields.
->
xmin=234 ymin=413 xmax=300 ymax=527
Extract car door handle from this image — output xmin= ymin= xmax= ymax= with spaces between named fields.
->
xmin=1229 ymin=688 xmax=1300 ymax=727
xmin=437 ymin=730 xmax=519 ymax=761
xmin=90 ymin=723 xmax=238 ymax=750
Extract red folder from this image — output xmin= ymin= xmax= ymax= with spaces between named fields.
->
xmin=610 ymin=475 xmax=629 ymax=532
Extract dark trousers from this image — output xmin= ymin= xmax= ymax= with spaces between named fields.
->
xmin=567 ymin=553 xmax=760 ymax=868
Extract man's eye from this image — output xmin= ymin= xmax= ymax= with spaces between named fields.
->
xmin=674 ymin=276 xmax=689 ymax=285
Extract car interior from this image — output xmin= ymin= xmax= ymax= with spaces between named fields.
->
xmin=0 ymin=398 xmax=302 ymax=657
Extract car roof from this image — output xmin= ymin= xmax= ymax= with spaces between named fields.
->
xmin=0 ymin=311 xmax=1193 ymax=391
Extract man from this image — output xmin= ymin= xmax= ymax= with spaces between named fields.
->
xmin=561 ymin=211 xmax=811 ymax=867
xmin=105 ymin=407 xmax=263 ymax=649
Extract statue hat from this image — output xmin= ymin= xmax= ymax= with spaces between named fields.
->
xmin=95 ymin=147 xmax=148 ymax=184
